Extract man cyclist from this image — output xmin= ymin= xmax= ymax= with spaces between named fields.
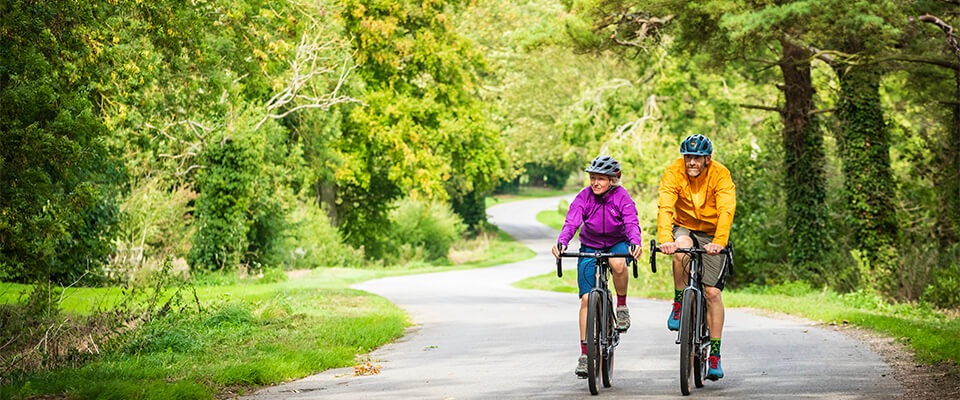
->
xmin=552 ymin=155 xmax=643 ymax=378
xmin=657 ymin=134 xmax=736 ymax=380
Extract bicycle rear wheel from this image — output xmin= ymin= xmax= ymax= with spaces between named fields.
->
xmin=601 ymin=303 xmax=615 ymax=388
xmin=679 ymin=290 xmax=697 ymax=396
xmin=586 ymin=291 xmax=603 ymax=395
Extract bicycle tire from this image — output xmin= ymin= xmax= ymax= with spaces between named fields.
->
xmin=679 ymin=289 xmax=697 ymax=396
xmin=601 ymin=299 xmax=614 ymax=388
xmin=586 ymin=291 xmax=603 ymax=395
xmin=694 ymin=347 xmax=705 ymax=388
xmin=694 ymin=301 xmax=707 ymax=388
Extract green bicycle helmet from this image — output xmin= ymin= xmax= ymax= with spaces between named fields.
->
xmin=585 ymin=155 xmax=622 ymax=177
xmin=680 ymin=134 xmax=713 ymax=156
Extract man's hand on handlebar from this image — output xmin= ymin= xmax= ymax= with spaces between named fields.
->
xmin=703 ymin=242 xmax=724 ymax=255
xmin=658 ymin=241 xmax=678 ymax=254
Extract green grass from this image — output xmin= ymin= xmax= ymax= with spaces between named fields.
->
xmin=0 ymin=230 xmax=534 ymax=400
xmin=524 ymin=208 xmax=960 ymax=368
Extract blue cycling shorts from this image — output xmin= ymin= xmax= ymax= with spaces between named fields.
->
xmin=577 ymin=241 xmax=631 ymax=298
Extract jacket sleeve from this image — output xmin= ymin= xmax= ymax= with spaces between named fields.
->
xmin=558 ymin=190 xmax=586 ymax=246
xmin=711 ymin=170 xmax=737 ymax=247
xmin=619 ymin=190 xmax=643 ymax=245
xmin=657 ymin=169 xmax=680 ymax=244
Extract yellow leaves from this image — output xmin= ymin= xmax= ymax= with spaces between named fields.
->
xmin=353 ymin=362 xmax=382 ymax=376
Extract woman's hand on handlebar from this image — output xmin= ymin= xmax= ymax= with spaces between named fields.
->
xmin=552 ymin=243 xmax=566 ymax=258
xmin=658 ymin=241 xmax=678 ymax=254
xmin=629 ymin=244 xmax=643 ymax=260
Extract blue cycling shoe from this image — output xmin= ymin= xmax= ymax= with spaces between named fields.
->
xmin=667 ymin=301 xmax=680 ymax=331
xmin=706 ymin=355 xmax=724 ymax=380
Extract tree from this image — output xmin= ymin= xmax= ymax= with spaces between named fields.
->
xmin=0 ymin=0 xmax=122 ymax=284
xmin=564 ymin=0 xmax=832 ymax=277
xmin=333 ymin=0 xmax=507 ymax=255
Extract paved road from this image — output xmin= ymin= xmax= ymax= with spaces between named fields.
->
xmin=244 ymin=195 xmax=902 ymax=399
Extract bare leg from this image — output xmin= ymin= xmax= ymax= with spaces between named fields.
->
xmin=579 ymin=294 xmax=588 ymax=341
xmin=705 ymin=286 xmax=724 ymax=340
xmin=609 ymin=258 xmax=628 ymax=297
xmin=671 ymin=236 xmax=695 ymax=291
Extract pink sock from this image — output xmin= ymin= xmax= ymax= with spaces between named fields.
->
xmin=617 ymin=295 xmax=627 ymax=307
xmin=580 ymin=342 xmax=587 ymax=354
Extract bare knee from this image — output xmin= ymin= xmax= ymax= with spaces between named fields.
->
xmin=610 ymin=259 xmax=627 ymax=274
xmin=704 ymin=286 xmax=723 ymax=305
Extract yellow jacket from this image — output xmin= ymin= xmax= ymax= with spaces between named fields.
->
xmin=657 ymin=157 xmax=736 ymax=246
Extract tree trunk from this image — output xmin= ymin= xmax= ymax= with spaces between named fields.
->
xmin=835 ymin=62 xmax=899 ymax=294
xmin=935 ymin=59 xmax=960 ymax=247
xmin=779 ymin=39 xmax=829 ymax=274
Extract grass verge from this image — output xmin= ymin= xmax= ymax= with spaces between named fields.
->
xmin=0 ymin=230 xmax=534 ymax=399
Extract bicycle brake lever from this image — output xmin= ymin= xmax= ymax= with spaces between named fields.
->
xmin=649 ymin=239 xmax=657 ymax=273
xmin=556 ymin=243 xmax=563 ymax=278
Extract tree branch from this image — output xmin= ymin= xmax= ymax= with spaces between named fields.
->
xmin=254 ymin=30 xmax=361 ymax=130
xmin=915 ymin=13 xmax=960 ymax=59
xmin=738 ymin=103 xmax=781 ymax=113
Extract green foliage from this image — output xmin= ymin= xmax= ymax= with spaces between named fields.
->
xmin=0 ymin=0 xmax=123 ymax=284
xmin=331 ymin=0 xmax=508 ymax=251
xmin=388 ymin=198 xmax=465 ymax=263
xmin=111 ymin=178 xmax=196 ymax=279
xmin=924 ymin=245 xmax=960 ymax=308
xmin=188 ymin=110 xmax=266 ymax=271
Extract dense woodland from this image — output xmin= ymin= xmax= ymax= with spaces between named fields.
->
xmin=2 ymin=0 xmax=960 ymax=307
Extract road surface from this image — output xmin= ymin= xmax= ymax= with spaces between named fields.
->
xmin=244 ymin=195 xmax=901 ymax=399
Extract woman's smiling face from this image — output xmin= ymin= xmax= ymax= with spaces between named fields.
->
xmin=589 ymin=173 xmax=613 ymax=195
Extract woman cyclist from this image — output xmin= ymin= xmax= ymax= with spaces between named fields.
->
xmin=551 ymin=155 xmax=643 ymax=378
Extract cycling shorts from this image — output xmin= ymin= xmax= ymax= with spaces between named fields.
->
xmin=672 ymin=226 xmax=728 ymax=290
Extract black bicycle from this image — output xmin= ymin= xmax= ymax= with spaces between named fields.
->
xmin=649 ymin=239 xmax=732 ymax=396
xmin=556 ymin=247 xmax=638 ymax=395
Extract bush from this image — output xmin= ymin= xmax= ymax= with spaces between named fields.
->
xmin=388 ymin=198 xmax=465 ymax=262
xmin=923 ymin=244 xmax=960 ymax=308
xmin=110 ymin=178 xmax=196 ymax=282
xmin=280 ymin=203 xmax=364 ymax=269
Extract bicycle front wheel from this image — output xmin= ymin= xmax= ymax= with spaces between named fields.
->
xmin=601 ymin=303 xmax=615 ymax=388
xmin=586 ymin=291 xmax=603 ymax=395
xmin=679 ymin=290 xmax=697 ymax=396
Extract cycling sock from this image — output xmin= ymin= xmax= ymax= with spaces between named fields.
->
xmin=674 ymin=289 xmax=683 ymax=303
xmin=710 ymin=338 xmax=721 ymax=356
xmin=617 ymin=295 xmax=626 ymax=307
xmin=581 ymin=341 xmax=587 ymax=355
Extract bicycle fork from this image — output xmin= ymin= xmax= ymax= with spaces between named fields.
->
xmin=674 ymin=286 xmax=704 ymax=345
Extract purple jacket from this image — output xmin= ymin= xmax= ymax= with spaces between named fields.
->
xmin=557 ymin=186 xmax=643 ymax=249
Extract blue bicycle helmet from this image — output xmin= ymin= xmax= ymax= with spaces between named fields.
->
xmin=680 ymin=134 xmax=713 ymax=156
xmin=585 ymin=155 xmax=622 ymax=177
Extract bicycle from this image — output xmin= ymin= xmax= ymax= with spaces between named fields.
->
xmin=556 ymin=246 xmax=638 ymax=395
xmin=649 ymin=239 xmax=733 ymax=396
